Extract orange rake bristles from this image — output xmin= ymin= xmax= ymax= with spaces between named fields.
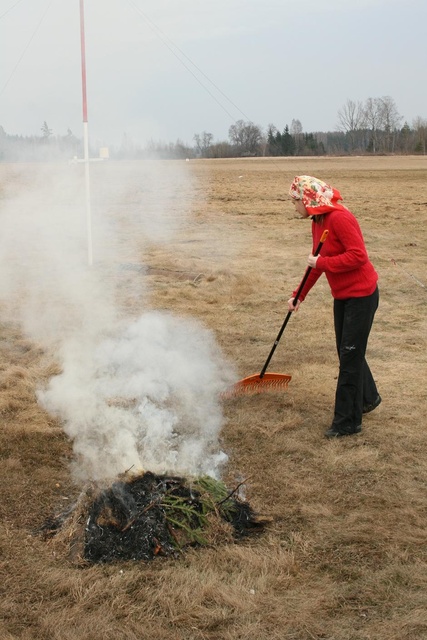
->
xmin=223 ymin=373 xmax=292 ymax=398
xmin=222 ymin=230 xmax=329 ymax=401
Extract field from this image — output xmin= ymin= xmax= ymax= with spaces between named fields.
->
xmin=1 ymin=156 xmax=427 ymax=639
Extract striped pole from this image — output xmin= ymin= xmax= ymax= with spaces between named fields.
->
xmin=79 ymin=0 xmax=93 ymax=266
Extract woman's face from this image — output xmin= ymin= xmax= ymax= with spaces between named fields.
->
xmin=293 ymin=199 xmax=309 ymax=218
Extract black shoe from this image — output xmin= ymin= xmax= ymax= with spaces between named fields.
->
xmin=363 ymin=395 xmax=381 ymax=414
xmin=324 ymin=425 xmax=362 ymax=438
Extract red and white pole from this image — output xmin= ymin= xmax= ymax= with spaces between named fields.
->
xmin=79 ymin=0 xmax=93 ymax=266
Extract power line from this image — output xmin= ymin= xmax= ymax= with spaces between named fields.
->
xmin=0 ymin=0 xmax=55 ymax=98
xmin=123 ymin=1 xmax=285 ymax=167
xmin=0 ymin=0 xmax=26 ymax=21
xmin=125 ymin=0 xmax=252 ymax=127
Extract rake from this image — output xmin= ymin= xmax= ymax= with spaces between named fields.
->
xmin=225 ymin=229 xmax=329 ymax=397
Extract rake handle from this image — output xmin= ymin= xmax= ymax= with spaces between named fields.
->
xmin=259 ymin=229 xmax=329 ymax=378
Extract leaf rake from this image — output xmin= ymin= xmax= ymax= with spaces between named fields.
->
xmin=224 ymin=230 xmax=329 ymax=398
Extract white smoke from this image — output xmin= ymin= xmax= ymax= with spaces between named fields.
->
xmin=39 ymin=311 xmax=232 ymax=481
xmin=0 ymin=161 xmax=236 ymax=482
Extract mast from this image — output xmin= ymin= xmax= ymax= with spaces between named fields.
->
xmin=79 ymin=0 xmax=93 ymax=266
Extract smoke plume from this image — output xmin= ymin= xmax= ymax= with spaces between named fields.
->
xmin=0 ymin=160 xmax=235 ymax=482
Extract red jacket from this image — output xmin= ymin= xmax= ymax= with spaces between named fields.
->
xmin=293 ymin=209 xmax=378 ymax=301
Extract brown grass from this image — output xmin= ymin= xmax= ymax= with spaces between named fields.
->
xmin=1 ymin=156 xmax=427 ymax=639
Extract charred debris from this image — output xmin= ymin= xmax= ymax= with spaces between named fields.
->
xmin=41 ymin=471 xmax=271 ymax=565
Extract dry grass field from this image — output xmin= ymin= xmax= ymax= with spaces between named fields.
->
xmin=1 ymin=156 xmax=427 ymax=639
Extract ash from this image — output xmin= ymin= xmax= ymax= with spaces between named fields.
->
xmin=41 ymin=471 xmax=271 ymax=564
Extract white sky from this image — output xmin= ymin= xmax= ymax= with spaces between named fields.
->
xmin=1 ymin=0 xmax=426 ymax=147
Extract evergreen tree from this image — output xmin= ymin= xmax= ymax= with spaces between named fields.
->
xmin=282 ymin=125 xmax=294 ymax=156
xmin=41 ymin=121 xmax=53 ymax=138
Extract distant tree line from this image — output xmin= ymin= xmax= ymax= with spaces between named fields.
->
xmin=1 ymin=97 xmax=426 ymax=161
xmin=0 ymin=121 xmax=81 ymax=161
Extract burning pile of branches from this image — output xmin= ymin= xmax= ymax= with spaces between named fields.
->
xmin=42 ymin=472 xmax=271 ymax=564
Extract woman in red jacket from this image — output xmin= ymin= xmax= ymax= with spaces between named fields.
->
xmin=288 ymin=175 xmax=381 ymax=438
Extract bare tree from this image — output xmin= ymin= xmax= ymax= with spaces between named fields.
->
xmin=193 ymin=131 xmax=214 ymax=158
xmin=228 ymin=120 xmax=263 ymax=156
xmin=337 ymin=99 xmax=366 ymax=151
xmin=364 ymin=98 xmax=384 ymax=153
xmin=378 ymin=96 xmax=402 ymax=152
xmin=290 ymin=119 xmax=303 ymax=135
xmin=290 ymin=119 xmax=303 ymax=154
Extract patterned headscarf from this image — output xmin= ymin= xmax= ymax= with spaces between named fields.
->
xmin=289 ymin=175 xmax=348 ymax=215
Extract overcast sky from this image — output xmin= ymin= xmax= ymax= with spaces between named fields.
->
xmin=1 ymin=0 xmax=426 ymax=148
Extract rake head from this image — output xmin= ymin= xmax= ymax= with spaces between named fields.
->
xmin=222 ymin=372 xmax=292 ymax=399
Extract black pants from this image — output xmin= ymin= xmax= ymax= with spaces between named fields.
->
xmin=332 ymin=287 xmax=379 ymax=433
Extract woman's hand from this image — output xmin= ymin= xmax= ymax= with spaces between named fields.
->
xmin=288 ymin=297 xmax=301 ymax=312
xmin=307 ymin=253 xmax=319 ymax=268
